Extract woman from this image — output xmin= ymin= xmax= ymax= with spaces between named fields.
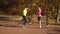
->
xmin=37 ymin=6 xmax=42 ymax=28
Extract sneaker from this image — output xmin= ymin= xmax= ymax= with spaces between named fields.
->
xmin=23 ymin=26 xmax=26 ymax=28
xmin=39 ymin=26 xmax=42 ymax=28
xmin=29 ymin=23 xmax=32 ymax=25
xmin=47 ymin=25 xmax=50 ymax=27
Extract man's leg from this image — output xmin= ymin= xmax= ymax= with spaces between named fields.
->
xmin=22 ymin=16 xmax=26 ymax=28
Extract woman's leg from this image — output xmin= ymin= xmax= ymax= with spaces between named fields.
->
xmin=38 ymin=16 xmax=41 ymax=28
xmin=38 ymin=16 xmax=40 ymax=24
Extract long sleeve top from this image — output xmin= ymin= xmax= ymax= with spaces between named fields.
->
xmin=37 ymin=8 xmax=41 ymax=17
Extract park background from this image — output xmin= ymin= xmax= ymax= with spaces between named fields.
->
xmin=0 ymin=0 xmax=60 ymax=25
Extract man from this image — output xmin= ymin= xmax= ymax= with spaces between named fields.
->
xmin=22 ymin=8 xmax=28 ymax=28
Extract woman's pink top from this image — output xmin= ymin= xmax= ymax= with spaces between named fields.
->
xmin=37 ymin=8 xmax=41 ymax=17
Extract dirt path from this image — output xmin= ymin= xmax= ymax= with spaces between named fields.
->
xmin=0 ymin=24 xmax=47 ymax=34
xmin=0 ymin=24 xmax=60 ymax=34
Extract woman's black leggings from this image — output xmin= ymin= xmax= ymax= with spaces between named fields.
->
xmin=38 ymin=16 xmax=41 ymax=24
